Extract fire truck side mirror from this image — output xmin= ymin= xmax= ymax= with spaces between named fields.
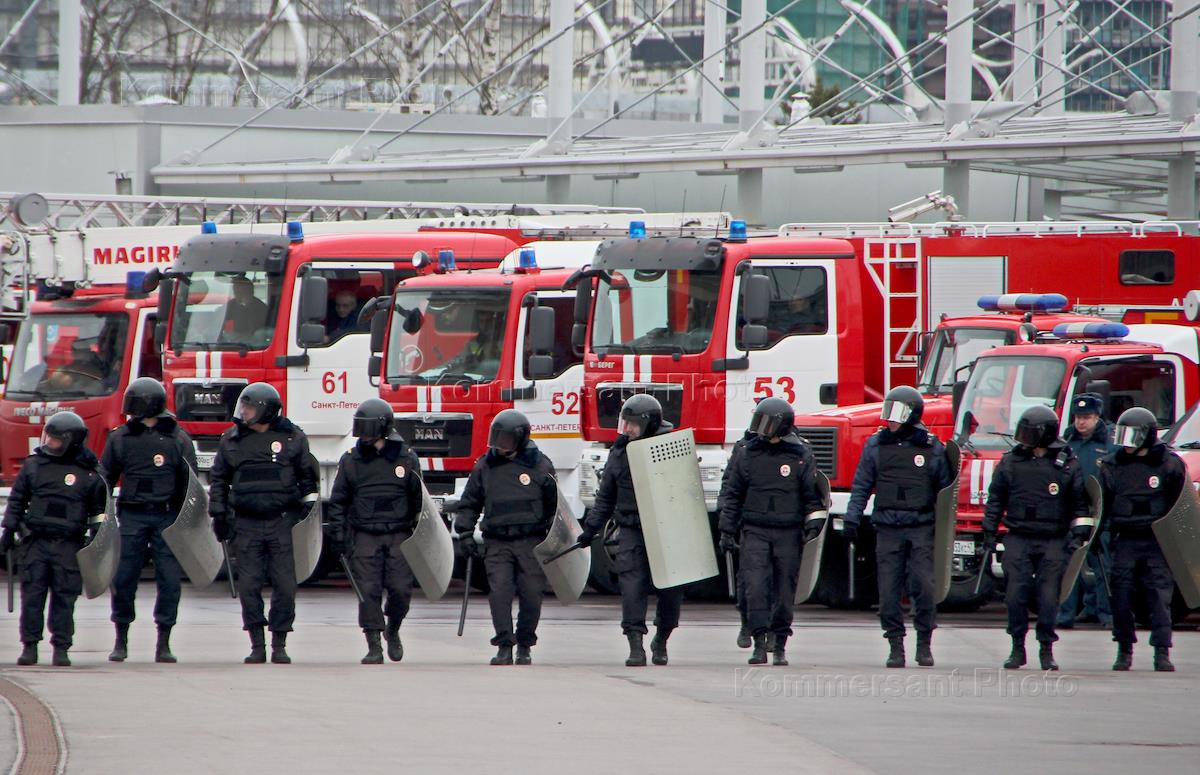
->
xmin=370 ymin=306 xmax=390 ymax=353
xmin=951 ymin=380 xmax=968 ymax=421
xmin=916 ymin=331 xmax=934 ymax=371
xmin=368 ymin=355 xmax=382 ymax=379
xmin=155 ymin=277 xmax=175 ymax=349
xmin=299 ymin=275 xmax=328 ymax=323
xmin=297 ymin=323 xmax=325 ymax=348
xmin=573 ymin=280 xmax=591 ymax=324
xmin=741 ymin=324 xmax=768 ymax=349
xmin=529 ymin=306 xmax=555 ymax=353
xmin=742 ymin=273 xmax=771 ymax=324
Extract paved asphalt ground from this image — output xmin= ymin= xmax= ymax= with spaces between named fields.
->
xmin=0 ymin=577 xmax=1196 ymax=774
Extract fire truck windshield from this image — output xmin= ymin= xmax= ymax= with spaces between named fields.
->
xmin=6 ymin=313 xmax=128 ymax=399
xmin=169 ymin=271 xmax=280 ymax=351
xmin=590 ymin=268 xmax=721 ymax=355
xmin=953 ymin=355 xmax=1067 ymax=451
xmin=918 ymin=327 xmax=1013 ymax=394
xmin=1166 ymin=401 xmax=1200 ymax=449
xmin=386 ymin=288 xmax=510 ymax=384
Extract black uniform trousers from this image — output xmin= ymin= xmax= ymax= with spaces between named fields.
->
xmin=483 ymin=536 xmax=546 ymax=647
xmin=741 ymin=524 xmax=802 ymax=638
xmin=111 ymin=507 xmax=183 ymax=629
xmin=1001 ymin=532 xmax=1067 ymax=644
xmin=1110 ymin=533 xmax=1174 ymax=648
xmin=875 ymin=524 xmax=936 ymax=639
xmin=616 ymin=526 xmax=683 ymax=635
xmin=232 ymin=515 xmax=297 ymax=633
xmin=349 ymin=530 xmax=415 ymax=633
xmin=19 ymin=538 xmax=83 ymax=648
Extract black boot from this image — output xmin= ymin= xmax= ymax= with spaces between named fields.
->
xmin=1153 ymin=646 xmax=1175 ymax=673
xmin=650 ymin=627 xmax=670 ymax=666
xmin=625 ymin=633 xmax=646 ymax=667
xmin=1004 ymin=637 xmax=1027 ymax=669
xmin=916 ymin=632 xmax=934 ymax=667
xmin=749 ymin=633 xmax=769 ymax=665
xmin=886 ymin=637 xmax=905 ymax=668
xmin=51 ymin=647 xmax=71 ymax=667
xmin=155 ymin=627 xmax=177 ymax=664
xmin=271 ymin=632 xmax=291 ymax=664
xmin=772 ymin=635 xmax=788 ymax=667
xmin=109 ymin=623 xmax=129 ymax=662
xmin=16 ymin=643 xmax=37 ymax=666
xmin=361 ymin=631 xmax=384 ymax=665
xmin=736 ymin=625 xmax=752 ymax=649
xmin=385 ymin=625 xmax=403 ymax=663
xmin=245 ymin=628 xmax=267 ymax=664
xmin=515 ymin=645 xmax=532 ymax=665
xmin=1039 ymin=643 xmax=1058 ymax=671
xmin=1112 ymin=643 xmax=1133 ymax=672
xmin=490 ymin=644 xmax=514 ymax=665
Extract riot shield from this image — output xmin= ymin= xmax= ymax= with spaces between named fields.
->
xmin=161 ymin=467 xmax=222 ymax=588
xmin=795 ymin=471 xmax=832 ymax=604
xmin=626 ymin=428 xmax=718 ymax=588
xmin=1152 ymin=478 xmax=1200 ymax=609
xmin=534 ymin=492 xmax=591 ymax=604
xmin=1058 ymin=476 xmax=1104 ymax=604
xmin=292 ymin=499 xmax=323 ymax=583
xmin=933 ymin=440 xmax=963 ymax=604
xmin=77 ymin=497 xmax=121 ymax=599
xmin=400 ymin=484 xmax=454 ymax=601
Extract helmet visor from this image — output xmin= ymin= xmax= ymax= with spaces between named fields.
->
xmin=123 ymin=393 xmax=156 ymax=420
xmin=618 ymin=417 xmax=646 ymax=440
xmin=1115 ymin=423 xmax=1150 ymax=449
xmin=488 ymin=427 xmax=520 ymax=455
xmin=748 ymin=412 xmax=786 ymax=439
xmin=1014 ymin=423 xmax=1048 ymax=448
xmin=236 ymin=397 xmax=266 ymax=425
xmin=40 ymin=429 xmax=67 ymax=456
xmin=352 ymin=416 xmax=389 ymax=440
xmin=880 ymin=400 xmax=914 ymax=424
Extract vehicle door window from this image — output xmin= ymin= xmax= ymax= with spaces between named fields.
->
xmin=305 ymin=268 xmax=400 ymax=348
xmin=1119 ymin=250 xmax=1174 ymax=285
xmin=1079 ymin=359 xmax=1176 ymax=426
xmin=523 ymin=296 xmax=582 ymax=378
xmin=735 ymin=266 xmax=828 ymax=349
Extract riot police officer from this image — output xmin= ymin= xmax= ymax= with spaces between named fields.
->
xmin=578 ymin=394 xmax=683 ymax=667
xmin=718 ymin=430 xmax=755 ymax=649
xmin=209 ymin=383 xmax=319 ymax=665
xmin=982 ymin=406 xmax=1089 ymax=671
xmin=101 ymin=377 xmax=197 ymax=664
xmin=1099 ymin=407 xmax=1186 ymax=672
xmin=328 ymin=399 xmax=423 ymax=665
xmin=453 ymin=410 xmax=557 ymax=666
xmin=1057 ymin=392 xmax=1113 ymax=628
xmin=1 ymin=412 xmax=108 ymax=666
xmin=845 ymin=386 xmax=953 ymax=668
xmin=718 ymin=398 xmax=826 ymax=666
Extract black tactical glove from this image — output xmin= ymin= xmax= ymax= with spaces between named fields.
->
xmin=981 ymin=531 xmax=998 ymax=556
xmin=212 ymin=516 xmax=233 ymax=543
xmin=803 ymin=517 xmax=826 ymax=543
xmin=0 ymin=529 xmax=15 ymax=553
xmin=458 ymin=531 xmax=482 ymax=559
xmin=330 ymin=530 xmax=346 ymax=557
xmin=575 ymin=528 xmax=597 ymax=549
xmin=719 ymin=532 xmax=740 ymax=554
xmin=841 ymin=523 xmax=858 ymax=543
xmin=1066 ymin=525 xmax=1090 ymax=554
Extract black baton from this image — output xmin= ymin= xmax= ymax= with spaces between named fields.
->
xmin=541 ymin=542 xmax=583 ymax=566
xmin=458 ymin=555 xmax=473 ymax=637
xmin=847 ymin=541 xmax=856 ymax=603
xmin=222 ymin=540 xmax=237 ymax=599
xmin=725 ymin=551 xmax=736 ymax=601
xmin=340 ymin=554 xmax=364 ymax=604
xmin=6 ymin=549 xmax=13 ymax=614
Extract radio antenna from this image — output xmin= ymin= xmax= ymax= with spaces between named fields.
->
xmin=716 ymin=185 xmax=727 ymax=237
xmin=680 ymin=189 xmax=688 ymax=236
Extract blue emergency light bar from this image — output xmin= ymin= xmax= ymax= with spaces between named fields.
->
xmin=1052 ymin=322 xmax=1129 ymax=339
xmin=200 ymin=221 xmax=217 ymax=234
xmin=287 ymin=221 xmax=304 ymax=243
xmin=729 ymin=220 xmax=748 ymax=242
xmin=438 ymin=249 xmax=457 ymax=271
xmin=977 ymin=293 xmax=1069 ymax=312
xmin=628 ymin=221 xmax=647 ymax=239
xmin=518 ymin=248 xmax=537 ymax=270
xmin=125 ymin=271 xmax=146 ymax=294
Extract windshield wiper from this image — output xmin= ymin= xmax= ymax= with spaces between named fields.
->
xmin=433 ymin=371 xmax=480 ymax=385
xmin=596 ymin=343 xmax=633 ymax=355
xmin=632 ymin=343 xmax=686 ymax=357
xmin=1175 ymin=441 xmax=1200 ymax=449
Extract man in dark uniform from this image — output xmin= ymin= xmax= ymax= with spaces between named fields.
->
xmin=718 ymin=430 xmax=755 ymax=649
xmin=1 ymin=412 xmax=108 ymax=666
xmin=578 ymin=395 xmax=683 ymax=667
xmin=102 ymin=377 xmax=198 ymax=664
xmin=454 ymin=410 xmax=557 ymax=666
xmin=1099 ymin=407 xmax=1186 ymax=672
xmin=718 ymin=397 xmax=826 ymax=667
xmin=1058 ymin=392 xmax=1113 ymax=629
xmin=845 ymin=385 xmax=953 ymax=668
xmin=209 ymin=382 xmax=319 ymax=665
xmin=982 ymin=405 xmax=1089 ymax=671
xmin=328 ymin=398 xmax=423 ymax=665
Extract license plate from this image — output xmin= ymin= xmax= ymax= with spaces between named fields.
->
xmin=953 ymin=539 xmax=975 ymax=556
xmin=196 ymin=452 xmax=216 ymax=471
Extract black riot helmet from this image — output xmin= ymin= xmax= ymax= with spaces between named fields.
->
xmin=1014 ymin=405 xmax=1060 ymax=448
xmin=748 ymin=397 xmax=794 ymax=440
xmin=123 ymin=377 xmax=167 ymax=420
xmin=880 ymin=385 xmax=924 ymax=426
xmin=42 ymin=411 xmax=88 ymax=456
xmin=489 ymin=409 xmax=531 ymax=456
xmin=236 ymin=382 xmax=282 ymax=426
xmin=618 ymin=394 xmax=663 ymax=440
xmin=1114 ymin=407 xmax=1158 ymax=451
xmin=352 ymin=398 xmax=393 ymax=442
